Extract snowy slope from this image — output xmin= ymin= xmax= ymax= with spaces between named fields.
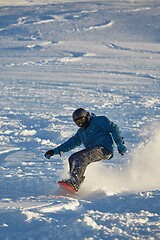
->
xmin=0 ymin=0 xmax=160 ymax=239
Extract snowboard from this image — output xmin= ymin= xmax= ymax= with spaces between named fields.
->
xmin=58 ymin=180 xmax=77 ymax=193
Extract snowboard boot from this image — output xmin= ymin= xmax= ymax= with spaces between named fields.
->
xmin=63 ymin=176 xmax=85 ymax=192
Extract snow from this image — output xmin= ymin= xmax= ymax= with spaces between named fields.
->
xmin=0 ymin=0 xmax=160 ymax=239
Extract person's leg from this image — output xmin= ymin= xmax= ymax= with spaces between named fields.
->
xmin=68 ymin=146 xmax=113 ymax=186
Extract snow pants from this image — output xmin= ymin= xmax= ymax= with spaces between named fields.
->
xmin=68 ymin=146 xmax=113 ymax=186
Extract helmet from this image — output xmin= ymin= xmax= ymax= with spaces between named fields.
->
xmin=72 ymin=108 xmax=89 ymax=127
xmin=72 ymin=108 xmax=87 ymax=121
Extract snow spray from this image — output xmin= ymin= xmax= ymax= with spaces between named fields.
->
xmin=82 ymin=123 xmax=160 ymax=195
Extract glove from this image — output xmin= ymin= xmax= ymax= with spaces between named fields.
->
xmin=117 ymin=143 xmax=127 ymax=156
xmin=44 ymin=149 xmax=54 ymax=159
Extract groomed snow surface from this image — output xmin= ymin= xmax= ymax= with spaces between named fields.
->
xmin=0 ymin=0 xmax=160 ymax=239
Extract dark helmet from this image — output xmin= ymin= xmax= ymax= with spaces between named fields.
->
xmin=72 ymin=108 xmax=88 ymax=121
xmin=72 ymin=108 xmax=89 ymax=127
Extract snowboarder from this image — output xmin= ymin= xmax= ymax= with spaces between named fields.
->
xmin=44 ymin=108 xmax=127 ymax=191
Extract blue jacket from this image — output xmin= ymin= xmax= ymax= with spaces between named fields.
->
xmin=54 ymin=114 xmax=124 ymax=155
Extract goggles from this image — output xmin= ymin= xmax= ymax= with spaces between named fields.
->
xmin=74 ymin=116 xmax=86 ymax=127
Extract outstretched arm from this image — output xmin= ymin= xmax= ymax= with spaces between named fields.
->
xmin=44 ymin=132 xmax=82 ymax=159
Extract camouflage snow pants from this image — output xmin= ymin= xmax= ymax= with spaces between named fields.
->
xmin=68 ymin=146 xmax=113 ymax=186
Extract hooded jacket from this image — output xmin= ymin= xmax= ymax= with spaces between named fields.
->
xmin=54 ymin=114 xmax=124 ymax=155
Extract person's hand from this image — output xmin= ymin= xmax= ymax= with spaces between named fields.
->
xmin=117 ymin=143 xmax=127 ymax=156
xmin=44 ymin=150 xmax=54 ymax=159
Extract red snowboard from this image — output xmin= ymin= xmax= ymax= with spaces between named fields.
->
xmin=58 ymin=180 xmax=76 ymax=193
